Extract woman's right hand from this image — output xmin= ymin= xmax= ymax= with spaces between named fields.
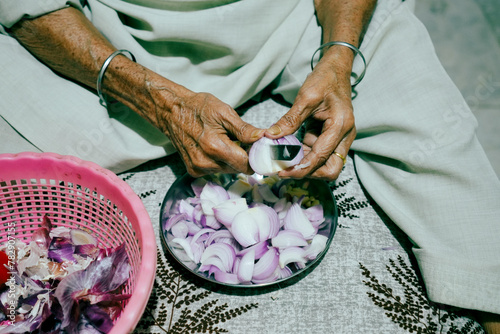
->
xmin=142 ymin=80 xmax=265 ymax=177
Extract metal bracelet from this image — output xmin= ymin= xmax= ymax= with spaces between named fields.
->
xmin=96 ymin=49 xmax=136 ymax=107
xmin=310 ymin=41 xmax=367 ymax=88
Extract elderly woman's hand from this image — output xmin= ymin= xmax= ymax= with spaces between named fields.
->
xmin=148 ymin=85 xmax=265 ymax=177
xmin=265 ymin=45 xmax=356 ymax=181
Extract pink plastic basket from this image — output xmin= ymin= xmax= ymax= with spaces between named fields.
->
xmin=0 ymin=152 xmax=156 ymax=333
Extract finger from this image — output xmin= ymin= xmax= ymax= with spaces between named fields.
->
xmin=265 ymin=102 xmax=313 ymax=139
xmin=182 ymin=147 xmax=249 ymax=178
xmin=306 ymin=126 xmax=355 ymax=180
xmin=304 ymin=106 xmax=355 ymax=167
xmin=298 ymin=119 xmax=346 ymax=174
xmin=220 ymin=112 xmax=265 ymax=145
xmin=198 ymin=132 xmax=254 ymax=174
xmin=217 ymin=137 xmax=254 ymax=174
xmin=170 ymin=132 xmax=232 ymax=177
xmin=308 ymin=139 xmax=351 ymax=181
xmin=177 ymin=145 xmax=220 ymax=177
xmin=280 ymin=124 xmax=355 ymax=179
xmin=302 ymin=120 xmax=322 ymax=147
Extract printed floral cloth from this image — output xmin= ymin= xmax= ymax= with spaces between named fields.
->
xmin=120 ymin=99 xmax=484 ymax=334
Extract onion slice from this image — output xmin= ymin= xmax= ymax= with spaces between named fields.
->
xmin=248 ymin=135 xmax=304 ymax=176
xmin=237 ymin=249 xmax=255 ymax=282
xmin=271 ymin=230 xmax=308 ymax=249
xmin=279 ymin=246 xmax=307 ymax=269
xmin=303 ymin=234 xmax=328 ymax=260
xmin=252 ymin=248 xmax=279 ymax=281
xmin=284 ymin=202 xmax=316 ymax=239
xmin=213 ymin=198 xmax=248 ymax=229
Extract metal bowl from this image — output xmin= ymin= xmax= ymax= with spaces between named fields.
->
xmin=159 ymin=173 xmax=338 ymax=288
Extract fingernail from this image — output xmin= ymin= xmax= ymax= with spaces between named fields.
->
xmin=268 ymin=125 xmax=282 ymax=136
xmin=251 ymin=129 xmax=264 ymax=140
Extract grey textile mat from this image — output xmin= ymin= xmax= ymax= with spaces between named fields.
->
xmin=120 ymin=98 xmax=483 ymax=334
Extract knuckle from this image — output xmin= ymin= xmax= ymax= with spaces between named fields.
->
xmin=312 ymin=165 xmax=341 ymax=181
xmin=298 ymin=89 xmax=322 ymax=105
xmin=187 ymin=168 xmax=204 ymax=178
xmin=345 ymin=114 xmax=356 ymax=129
xmin=279 ymin=113 xmax=301 ymax=130
xmin=185 ymin=161 xmax=204 ymax=178
xmin=189 ymin=152 xmax=212 ymax=172
xmin=199 ymin=138 xmax=220 ymax=156
xmin=284 ymin=114 xmax=299 ymax=127
xmin=237 ymin=122 xmax=252 ymax=139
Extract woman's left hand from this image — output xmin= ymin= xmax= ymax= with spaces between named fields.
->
xmin=265 ymin=46 xmax=357 ymax=181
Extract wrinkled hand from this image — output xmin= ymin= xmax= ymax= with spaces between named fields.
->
xmin=266 ymin=51 xmax=356 ymax=181
xmin=153 ymin=90 xmax=264 ymax=177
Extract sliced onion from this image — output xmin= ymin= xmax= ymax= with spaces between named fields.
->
xmin=255 ymin=205 xmax=279 ymax=241
xmin=277 ymin=266 xmax=293 ymax=280
xmin=237 ymin=240 xmax=269 ymax=260
xmin=213 ymin=270 xmax=240 ymax=285
xmin=252 ymin=248 xmax=279 ymax=281
xmin=303 ymin=234 xmax=328 ymax=260
xmin=200 ymin=214 xmax=222 ymax=229
xmin=205 ymin=230 xmax=234 ymax=245
xmin=227 ymin=179 xmax=252 ymax=199
xmin=190 ymin=240 xmax=206 ymax=263
xmin=212 ymin=198 xmax=248 ymax=228
xmin=248 ymin=135 xmax=304 ymax=176
xmin=200 ymin=243 xmax=236 ymax=273
xmin=192 ymin=204 xmax=204 ymax=225
xmin=278 ymin=246 xmax=306 ymax=269
xmin=185 ymin=220 xmax=202 ymax=235
xmin=191 ymin=228 xmax=215 ymax=245
xmin=178 ymin=199 xmax=195 ymax=220
xmin=164 ymin=212 xmax=187 ymax=231
xmin=258 ymin=184 xmax=280 ymax=203
xmin=251 ymin=269 xmax=280 ymax=284
xmin=237 ymin=249 xmax=255 ymax=283
xmin=284 ymin=203 xmax=316 ymax=239
xmin=304 ymin=204 xmax=325 ymax=228
xmin=171 ymin=221 xmax=189 ymax=239
xmin=190 ymin=177 xmax=207 ymax=197
xmin=271 ymin=230 xmax=308 ymax=248
xmin=200 ymin=182 xmax=230 ymax=215
xmin=172 ymin=237 xmax=195 ymax=262
xmin=165 ymin=172 xmax=331 ymax=286
xmin=201 ymin=256 xmax=229 ymax=273
xmin=230 ymin=209 xmax=260 ymax=248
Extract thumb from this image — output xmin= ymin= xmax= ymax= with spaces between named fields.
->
xmin=266 ymin=105 xmax=308 ymax=139
xmin=223 ymin=116 xmax=265 ymax=145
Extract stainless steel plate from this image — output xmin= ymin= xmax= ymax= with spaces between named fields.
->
xmin=159 ymin=173 xmax=338 ymax=288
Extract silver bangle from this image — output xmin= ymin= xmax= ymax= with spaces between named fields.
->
xmin=310 ymin=41 xmax=366 ymax=88
xmin=96 ymin=49 xmax=136 ymax=107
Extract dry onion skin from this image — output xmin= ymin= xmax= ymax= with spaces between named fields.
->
xmin=0 ymin=215 xmax=130 ymax=333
